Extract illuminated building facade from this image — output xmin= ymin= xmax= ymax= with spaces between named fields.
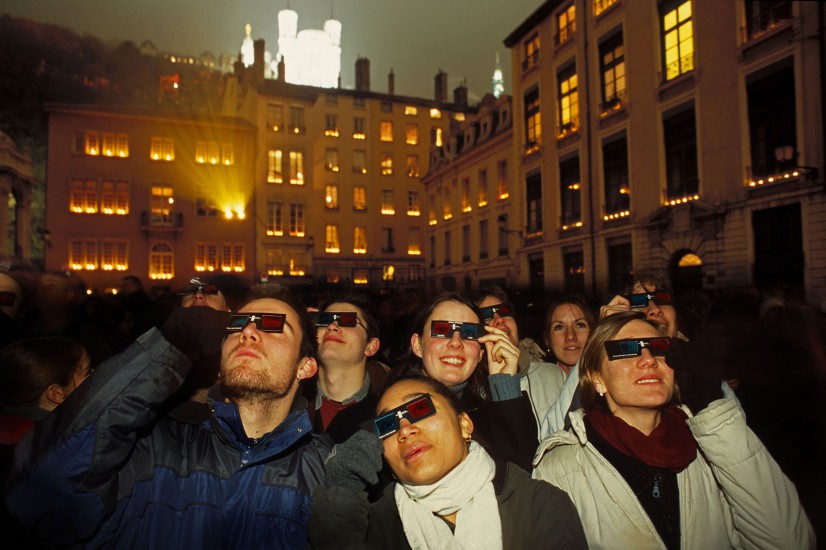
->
xmin=0 ymin=131 xmax=35 ymax=261
xmin=503 ymin=0 xmax=824 ymax=302
xmin=225 ymin=51 xmax=472 ymax=291
xmin=44 ymin=104 xmax=257 ymax=292
xmin=422 ymin=95 xmax=517 ymax=295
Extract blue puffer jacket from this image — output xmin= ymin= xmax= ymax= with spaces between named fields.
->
xmin=4 ymin=328 xmax=331 ymax=549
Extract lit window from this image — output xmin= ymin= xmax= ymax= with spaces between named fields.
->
xmin=556 ymin=4 xmax=576 ymax=45
xmin=353 ymin=269 xmax=368 ymax=285
xmin=381 ymin=189 xmax=395 ymax=215
xmin=325 ymin=148 xmax=339 ymax=172
xmin=354 ymin=186 xmax=366 ymax=211
xmin=70 ymin=179 xmax=98 ymax=214
xmin=454 ymin=113 xmax=466 ymax=122
xmin=195 ymin=140 xmax=222 ymax=164
xmin=431 ymin=127 xmax=443 ymax=147
xmin=267 ymin=202 xmax=283 ymax=236
xmin=382 ymin=265 xmax=395 ymax=281
xmin=353 ymin=150 xmax=367 ymax=174
xmin=408 ymin=228 xmax=422 ymax=255
xmin=407 ymin=155 xmax=420 ymax=177
xmin=406 ymin=124 xmax=418 ymax=145
xmin=381 ymin=154 xmax=393 ymax=176
xmin=149 ymin=242 xmax=174 ymax=280
xmin=325 ymin=225 xmax=340 ymax=253
xmin=289 ymin=258 xmax=306 ymax=276
xmin=268 ymin=150 xmax=283 ymax=183
xmin=326 ymin=271 xmax=341 ymax=284
xmin=497 ymin=160 xmax=509 ymax=199
xmin=221 ymin=243 xmax=245 ymax=272
xmin=461 ymin=178 xmax=471 ymax=212
xmin=524 ymin=88 xmax=541 ymax=152
xmin=100 ymin=181 xmax=129 ymax=215
xmin=222 ymin=143 xmax=234 ymax=166
xmin=353 ymin=117 xmax=366 ymax=140
xmin=428 ymin=194 xmax=437 ymax=225
xmin=558 ymin=64 xmax=579 ymax=138
xmin=661 ymin=0 xmax=694 ymax=81
xmin=325 ymin=185 xmax=339 ymax=209
xmin=68 ymin=239 xmax=99 ymax=271
xmin=443 ymin=186 xmax=453 ymax=220
xmin=325 ymin=114 xmax=339 ymax=137
xmin=430 ymin=108 xmax=442 ymax=119
xmin=524 ymin=34 xmax=540 ymax=71
xmin=405 ymin=105 xmax=418 ymax=116
xmin=289 ymin=151 xmax=304 ymax=185
xmin=354 ymin=226 xmax=367 ymax=254
xmin=380 ymin=121 xmax=394 ymax=142
xmin=289 ymin=203 xmax=305 ymax=236
xmin=594 ymin=0 xmax=619 ymax=17
xmin=73 ymin=131 xmax=99 ymax=156
xmin=600 ymin=32 xmax=626 ymax=111
xmin=267 ymin=104 xmax=283 ymax=131
xmin=150 ymin=137 xmax=174 ymax=161
xmin=102 ymin=134 xmax=115 ymax=157
xmin=478 ymin=169 xmax=489 ymax=206
xmin=150 ymin=185 xmax=174 ymax=226
xmin=407 ymin=191 xmax=420 ymax=216
xmin=100 ymin=239 xmax=128 ymax=271
xmin=290 ymin=106 xmax=305 ymax=134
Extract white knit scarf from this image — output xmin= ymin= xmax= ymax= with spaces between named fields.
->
xmin=394 ymin=441 xmax=502 ymax=550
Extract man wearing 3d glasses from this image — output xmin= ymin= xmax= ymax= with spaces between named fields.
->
xmin=303 ymin=291 xmax=390 ymax=444
xmin=5 ymin=284 xmax=331 ymax=549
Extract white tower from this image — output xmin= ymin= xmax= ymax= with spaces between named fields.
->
xmin=241 ymin=23 xmax=254 ymax=67
xmin=275 ymin=8 xmax=341 ymax=88
xmin=493 ymin=52 xmax=504 ymax=98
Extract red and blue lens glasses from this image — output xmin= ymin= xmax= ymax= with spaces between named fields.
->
xmin=479 ymin=302 xmax=515 ymax=322
xmin=371 ymin=394 xmax=437 ymax=439
xmin=313 ymin=311 xmax=364 ymax=329
xmin=623 ymin=291 xmax=673 ymax=308
xmin=430 ymin=320 xmax=486 ymax=341
xmin=604 ymin=337 xmax=672 ymax=360
xmin=227 ymin=313 xmax=286 ymax=333
xmin=179 ymin=284 xmax=220 ymax=296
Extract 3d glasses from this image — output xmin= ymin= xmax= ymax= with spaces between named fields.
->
xmin=178 ymin=284 xmax=220 ymax=296
xmin=226 ymin=313 xmax=286 ymax=333
xmin=604 ymin=337 xmax=672 ymax=360
xmin=623 ymin=291 xmax=673 ymax=308
xmin=479 ymin=302 xmax=516 ymax=322
xmin=430 ymin=320 xmax=486 ymax=341
xmin=313 ymin=311 xmax=365 ymax=329
xmin=0 ymin=291 xmax=16 ymax=307
xmin=371 ymin=394 xmax=437 ymax=439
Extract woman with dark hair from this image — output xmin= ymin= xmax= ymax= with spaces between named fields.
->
xmin=308 ymin=372 xmax=587 ymax=549
xmin=533 ymin=311 xmax=814 ymax=549
xmin=395 ymin=292 xmax=537 ymax=471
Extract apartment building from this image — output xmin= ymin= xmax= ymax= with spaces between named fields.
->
xmin=504 ymin=0 xmax=824 ymax=302
xmin=44 ymin=104 xmax=257 ymax=292
xmin=225 ymin=48 xmax=474 ymax=292
xmin=422 ymin=94 xmax=520 ymax=295
xmin=0 ymin=131 xmax=35 ymax=262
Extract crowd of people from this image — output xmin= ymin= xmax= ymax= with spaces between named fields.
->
xmin=0 ymin=261 xmax=823 ymax=548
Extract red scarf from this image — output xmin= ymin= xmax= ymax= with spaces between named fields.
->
xmin=586 ymin=406 xmax=697 ymax=472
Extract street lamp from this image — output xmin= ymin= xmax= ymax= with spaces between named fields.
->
xmin=775 ymin=145 xmax=819 ymax=181
xmin=497 ymin=214 xmax=522 ymax=237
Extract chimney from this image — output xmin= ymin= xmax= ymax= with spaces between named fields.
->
xmin=388 ymin=69 xmax=395 ymax=95
xmin=453 ymin=81 xmax=468 ymax=107
xmin=355 ymin=57 xmax=370 ymax=92
xmin=253 ymin=39 xmax=265 ymax=83
xmin=435 ymin=69 xmax=448 ymax=103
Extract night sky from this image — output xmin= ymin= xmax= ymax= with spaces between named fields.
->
xmin=2 ymin=0 xmax=543 ymax=102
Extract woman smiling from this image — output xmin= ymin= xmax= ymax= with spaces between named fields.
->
xmin=533 ymin=311 xmax=814 ymax=549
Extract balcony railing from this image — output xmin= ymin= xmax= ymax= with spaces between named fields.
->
xmin=141 ymin=211 xmax=183 ymax=231
xmin=742 ymin=2 xmax=792 ymax=42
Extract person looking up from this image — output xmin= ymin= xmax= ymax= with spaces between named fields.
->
xmin=305 ymin=291 xmax=390 ymax=443
xmin=533 ymin=311 xmax=814 ymax=549
xmin=397 ymin=292 xmax=536 ymax=472
xmin=308 ymin=372 xmax=588 ymax=549
xmin=5 ymin=285 xmax=331 ymax=549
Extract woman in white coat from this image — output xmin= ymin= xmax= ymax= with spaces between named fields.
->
xmin=533 ymin=311 xmax=814 ymax=549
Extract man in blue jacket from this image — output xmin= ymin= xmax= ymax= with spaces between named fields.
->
xmin=4 ymin=285 xmax=331 ymax=549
